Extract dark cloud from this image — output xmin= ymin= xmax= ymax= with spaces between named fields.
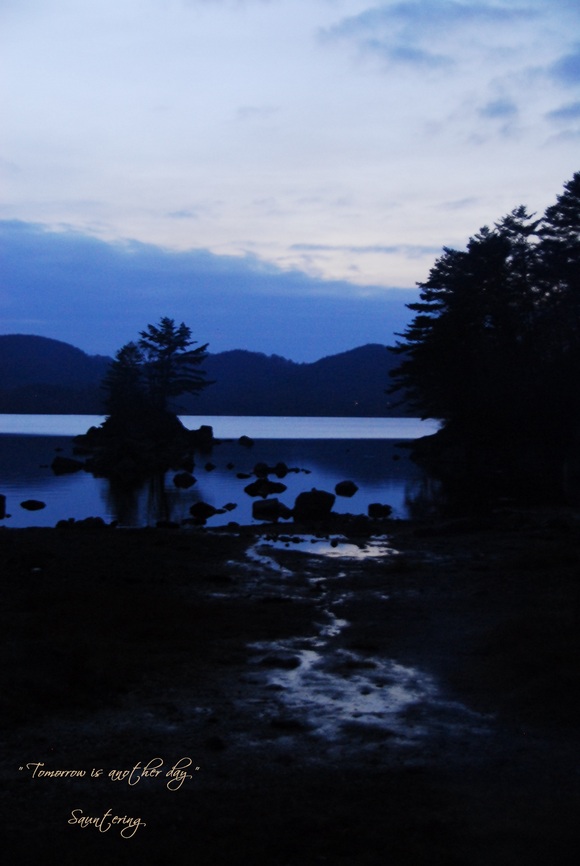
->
xmin=0 ymin=220 xmax=418 ymax=361
xmin=546 ymin=100 xmax=580 ymax=122
xmin=323 ymin=1 xmax=535 ymax=37
xmin=361 ymin=40 xmax=452 ymax=69
xmin=437 ymin=196 xmax=481 ymax=210
xmin=291 ymin=242 xmax=441 ymax=258
xmin=167 ymin=209 xmax=202 ymax=219
xmin=550 ymin=44 xmax=580 ymax=85
xmin=479 ymin=97 xmax=518 ymax=119
xmin=321 ymin=1 xmax=537 ymax=67
xmin=320 ymin=0 xmax=537 ymax=73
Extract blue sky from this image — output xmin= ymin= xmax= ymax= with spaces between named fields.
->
xmin=1 ymin=0 xmax=579 ymax=360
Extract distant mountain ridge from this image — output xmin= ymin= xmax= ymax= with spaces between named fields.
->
xmin=0 ymin=334 xmax=407 ymax=416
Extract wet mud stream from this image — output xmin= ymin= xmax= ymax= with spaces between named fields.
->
xmin=236 ymin=536 xmax=494 ymax=769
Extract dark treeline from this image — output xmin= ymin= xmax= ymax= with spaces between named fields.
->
xmin=390 ymin=172 xmax=580 ymax=507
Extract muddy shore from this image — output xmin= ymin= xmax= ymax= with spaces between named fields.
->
xmin=2 ymin=510 xmax=580 ymax=864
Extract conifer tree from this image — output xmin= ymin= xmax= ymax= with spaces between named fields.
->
xmin=389 ymin=173 xmax=580 ymax=497
xmin=137 ymin=317 xmax=210 ymax=411
xmin=102 ymin=318 xmax=211 ymax=416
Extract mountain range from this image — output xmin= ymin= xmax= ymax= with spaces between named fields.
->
xmin=0 ymin=334 xmax=408 ymax=416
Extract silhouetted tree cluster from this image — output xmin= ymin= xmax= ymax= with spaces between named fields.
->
xmin=75 ymin=319 xmax=213 ymax=484
xmin=389 ymin=172 xmax=580 ymax=501
xmin=103 ymin=317 xmax=211 ymax=416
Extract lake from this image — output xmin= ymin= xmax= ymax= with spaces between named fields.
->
xmin=0 ymin=415 xmax=440 ymax=528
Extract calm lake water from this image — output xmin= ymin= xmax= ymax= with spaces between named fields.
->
xmin=0 ymin=415 xmax=440 ymax=528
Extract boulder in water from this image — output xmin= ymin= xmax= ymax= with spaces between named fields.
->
xmin=252 ymin=498 xmax=293 ymax=522
xmin=51 ymin=456 xmax=85 ymax=475
xmin=244 ymin=479 xmax=287 ymax=498
xmin=293 ymin=489 xmax=335 ymax=522
xmin=335 ymin=480 xmax=359 ymax=498
xmin=368 ymin=503 xmax=393 ymax=519
xmin=20 ymin=499 xmax=46 ymax=511
xmin=189 ymin=501 xmax=219 ymax=524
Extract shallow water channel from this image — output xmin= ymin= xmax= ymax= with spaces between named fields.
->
xmin=240 ymin=535 xmax=492 ymax=762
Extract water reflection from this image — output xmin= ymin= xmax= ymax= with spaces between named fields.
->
xmin=104 ymin=478 xmax=143 ymax=527
xmin=254 ymin=535 xmax=396 ymax=560
xmin=1 ymin=433 xmax=431 ymax=528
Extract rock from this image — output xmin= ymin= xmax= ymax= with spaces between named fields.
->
xmin=368 ymin=503 xmax=393 ymax=519
xmin=253 ymin=461 xmax=291 ymax=479
xmin=258 ymin=655 xmax=301 ymax=669
xmin=252 ymin=498 xmax=293 ymax=522
xmin=188 ymin=424 xmax=214 ymax=452
xmin=76 ymin=516 xmax=108 ymax=529
xmin=335 ymin=480 xmax=359 ymax=498
xmin=222 ymin=502 xmax=237 ymax=512
xmin=293 ymin=489 xmax=335 ymax=521
xmin=273 ymin=462 xmax=289 ymax=478
xmin=189 ymin=501 xmax=219 ymax=524
xmin=173 ymin=471 xmax=197 ymax=489
xmin=55 ymin=516 xmax=109 ymax=529
xmin=204 ymin=462 xmax=216 ymax=472
xmin=20 ymin=499 xmax=46 ymax=511
xmin=51 ymin=456 xmax=84 ymax=475
xmin=253 ymin=461 xmax=270 ymax=478
xmin=238 ymin=435 xmax=254 ymax=448
xmin=244 ymin=479 xmax=287 ymax=498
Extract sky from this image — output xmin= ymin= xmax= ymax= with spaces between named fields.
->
xmin=1 ymin=0 xmax=579 ymax=361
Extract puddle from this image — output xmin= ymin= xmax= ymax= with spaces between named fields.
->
xmin=256 ymin=535 xmax=397 ymax=560
xmin=276 ymin=649 xmax=488 ymax=752
xmin=248 ymin=636 xmax=443 ymax=743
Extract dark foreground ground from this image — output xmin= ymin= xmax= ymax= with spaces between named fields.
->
xmin=1 ymin=509 xmax=580 ymax=865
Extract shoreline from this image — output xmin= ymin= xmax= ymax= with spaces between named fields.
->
xmin=2 ymin=510 xmax=580 ymax=863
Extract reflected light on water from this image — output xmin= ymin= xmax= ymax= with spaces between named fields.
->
xmin=0 ymin=416 xmax=436 ymax=527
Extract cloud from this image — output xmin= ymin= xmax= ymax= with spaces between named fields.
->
xmin=360 ymin=40 xmax=452 ymax=69
xmin=291 ymin=243 xmax=441 ymax=259
xmin=2 ymin=0 xmax=578 ymax=302
xmin=236 ymin=105 xmax=280 ymax=121
xmin=320 ymin=1 xmax=538 ymax=70
xmin=479 ymin=97 xmax=519 ymax=120
xmin=550 ymin=44 xmax=580 ymax=86
xmin=437 ymin=196 xmax=482 ymax=210
xmin=167 ymin=209 xmax=202 ymax=219
xmin=0 ymin=220 xmax=418 ymax=361
xmin=323 ymin=1 xmax=536 ymax=40
xmin=546 ymin=100 xmax=580 ymax=122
